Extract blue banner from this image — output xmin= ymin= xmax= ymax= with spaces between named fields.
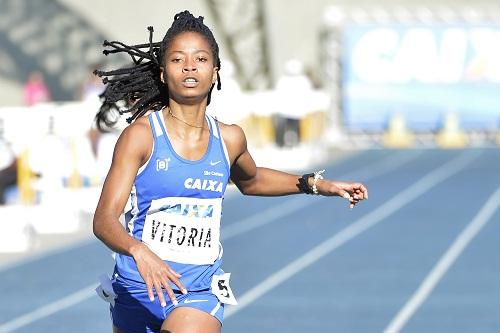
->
xmin=342 ymin=24 xmax=500 ymax=131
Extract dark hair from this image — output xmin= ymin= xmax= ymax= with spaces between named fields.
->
xmin=94 ymin=10 xmax=222 ymax=131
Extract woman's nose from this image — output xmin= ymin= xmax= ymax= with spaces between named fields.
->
xmin=183 ymin=59 xmax=197 ymax=72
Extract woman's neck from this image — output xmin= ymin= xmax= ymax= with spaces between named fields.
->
xmin=163 ymin=102 xmax=208 ymax=139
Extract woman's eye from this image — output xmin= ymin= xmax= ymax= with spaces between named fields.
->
xmin=172 ymin=58 xmax=182 ymax=63
xmin=197 ymin=57 xmax=207 ymax=62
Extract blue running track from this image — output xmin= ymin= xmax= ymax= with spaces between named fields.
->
xmin=0 ymin=148 xmax=499 ymax=333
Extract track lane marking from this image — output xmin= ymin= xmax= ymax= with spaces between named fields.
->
xmin=384 ymin=185 xmax=500 ymax=333
xmin=0 ymin=286 xmax=96 ymax=333
xmin=225 ymin=151 xmax=480 ymax=319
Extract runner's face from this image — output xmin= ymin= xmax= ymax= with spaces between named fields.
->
xmin=162 ymin=32 xmax=218 ymax=104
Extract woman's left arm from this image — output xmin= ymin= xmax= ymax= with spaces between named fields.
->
xmin=222 ymin=124 xmax=368 ymax=208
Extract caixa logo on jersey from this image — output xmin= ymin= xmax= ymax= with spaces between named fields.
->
xmin=156 ymin=158 xmax=170 ymax=171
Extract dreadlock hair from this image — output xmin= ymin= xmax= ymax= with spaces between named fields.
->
xmin=94 ymin=10 xmax=222 ymax=131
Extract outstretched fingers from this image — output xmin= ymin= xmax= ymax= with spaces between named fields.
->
xmin=133 ymin=244 xmax=188 ymax=307
xmin=167 ymin=269 xmax=188 ymax=295
xmin=144 ymin=269 xmax=187 ymax=308
xmin=153 ymin=279 xmax=168 ymax=307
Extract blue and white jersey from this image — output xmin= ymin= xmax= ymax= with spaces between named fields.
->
xmin=115 ymin=110 xmax=231 ymax=291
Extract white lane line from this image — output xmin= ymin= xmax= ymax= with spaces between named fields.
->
xmin=384 ymin=185 xmax=500 ymax=333
xmin=225 ymin=151 xmax=480 ymax=319
xmin=0 ymin=238 xmax=95 ymax=273
xmin=222 ymin=151 xmax=422 ymax=240
xmin=0 ymin=285 xmax=96 ymax=333
xmin=0 ymin=151 xmax=422 ymax=331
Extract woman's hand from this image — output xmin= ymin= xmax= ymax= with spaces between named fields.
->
xmin=130 ymin=243 xmax=187 ymax=307
xmin=316 ymin=179 xmax=368 ymax=209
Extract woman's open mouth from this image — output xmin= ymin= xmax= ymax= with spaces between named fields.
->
xmin=182 ymin=77 xmax=199 ymax=88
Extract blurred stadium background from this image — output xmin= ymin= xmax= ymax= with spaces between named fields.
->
xmin=0 ymin=0 xmax=499 ymax=332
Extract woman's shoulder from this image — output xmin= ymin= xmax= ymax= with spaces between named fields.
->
xmin=114 ymin=115 xmax=153 ymax=157
xmin=216 ymin=120 xmax=248 ymax=162
xmin=217 ymin=120 xmax=246 ymax=144
xmin=122 ymin=115 xmax=151 ymax=138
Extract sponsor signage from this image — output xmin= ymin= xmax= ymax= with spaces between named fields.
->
xmin=342 ymin=24 xmax=500 ymax=130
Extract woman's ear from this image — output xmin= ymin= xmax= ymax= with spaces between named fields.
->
xmin=212 ymin=67 xmax=219 ymax=84
xmin=160 ymin=67 xmax=166 ymax=84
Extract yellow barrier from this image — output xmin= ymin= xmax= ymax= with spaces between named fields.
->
xmin=382 ymin=113 xmax=415 ymax=148
xmin=17 ymin=149 xmax=35 ymax=204
xmin=300 ymin=111 xmax=327 ymax=143
xmin=436 ymin=112 xmax=468 ymax=148
xmin=240 ymin=112 xmax=326 ymax=146
xmin=239 ymin=115 xmax=275 ymax=147
xmin=257 ymin=115 xmax=275 ymax=145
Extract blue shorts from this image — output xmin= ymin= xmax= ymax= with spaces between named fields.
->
xmin=110 ymin=275 xmax=224 ymax=333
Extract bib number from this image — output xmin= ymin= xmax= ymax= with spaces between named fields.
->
xmin=211 ymin=273 xmax=237 ymax=305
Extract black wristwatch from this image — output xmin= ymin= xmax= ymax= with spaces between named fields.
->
xmin=297 ymin=173 xmax=314 ymax=194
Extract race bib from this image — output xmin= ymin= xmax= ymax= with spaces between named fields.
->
xmin=142 ymin=197 xmax=222 ymax=265
xmin=211 ymin=273 xmax=237 ymax=305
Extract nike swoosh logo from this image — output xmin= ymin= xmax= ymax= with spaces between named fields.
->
xmin=184 ymin=299 xmax=209 ymax=304
xmin=210 ymin=160 xmax=222 ymax=166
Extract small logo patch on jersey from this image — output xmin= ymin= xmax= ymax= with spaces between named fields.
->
xmin=210 ymin=160 xmax=222 ymax=166
xmin=156 ymin=158 xmax=170 ymax=171
xmin=204 ymin=170 xmax=224 ymax=177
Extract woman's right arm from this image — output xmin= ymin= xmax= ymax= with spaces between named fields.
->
xmin=93 ymin=121 xmax=148 ymax=255
xmin=93 ymin=119 xmax=186 ymax=306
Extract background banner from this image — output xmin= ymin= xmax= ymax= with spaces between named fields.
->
xmin=342 ymin=24 xmax=500 ymax=131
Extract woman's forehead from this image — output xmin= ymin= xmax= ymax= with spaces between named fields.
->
xmin=168 ymin=31 xmax=211 ymax=52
